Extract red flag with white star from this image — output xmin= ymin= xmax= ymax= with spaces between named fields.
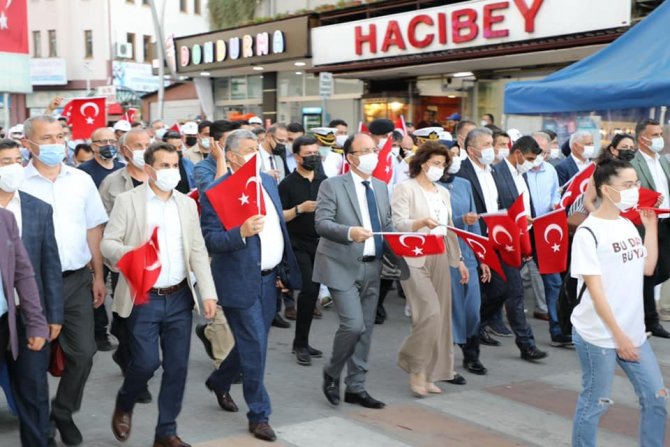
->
xmin=448 ymin=226 xmax=506 ymax=281
xmin=372 ymin=137 xmax=393 ymax=184
xmin=69 ymin=97 xmax=106 ymax=139
xmin=0 ymin=0 xmax=28 ymax=54
xmin=383 ymin=233 xmax=445 ymax=258
xmin=116 ymin=227 xmax=162 ymax=306
xmin=61 ymin=100 xmax=74 ymax=124
xmin=508 ymin=193 xmax=532 ymax=257
xmin=533 ymin=209 xmax=569 ymax=274
xmin=204 ymin=153 xmax=266 ymax=229
xmin=621 ymin=187 xmax=662 ymax=225
xmin=481 ymin=213 xmax=521 ymax=268
xmin=559 ymin=162 xmax=596 ymax=209
xmin=394 ymin=115 xmax=407 ymax=135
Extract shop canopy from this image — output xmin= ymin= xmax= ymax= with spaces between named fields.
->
xmin=504 ymin=1 xmax=670 ymax=114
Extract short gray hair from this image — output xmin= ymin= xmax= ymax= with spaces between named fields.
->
xmin=225 ymin=129 xmax=257 ymax=152
xmin=23 ymin=115 xmax=58 ymax=139
xmin=569 ymin=130 xmax=592 ymax=149
xmin=464 ymin=127 xmax=493 ymax=150
xmin=533 ymin=131 xmax=551 ymax=145
xmin=119 ymin=128 xmax=148 ymax=147
xmin=266 ymin=123 xmax=287 ymax=136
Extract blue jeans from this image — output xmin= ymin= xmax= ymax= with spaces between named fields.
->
xmin=572 ymin=330 xmax=667 ymax=447
xmin=542 ymin=273 xmax=563 ymax=338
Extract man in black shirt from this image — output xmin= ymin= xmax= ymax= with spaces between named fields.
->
xmin=78 ymin=127 xmax=124 ymax=188
xmin=278 ymin=136 xmax=326 ymax=366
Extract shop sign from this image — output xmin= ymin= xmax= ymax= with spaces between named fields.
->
xmin=30 ymin=58 xmax=68 ymax=86
xmin=312 ymin=0 xmax=631 ymax=66
xmin=175 ymin=16 xmax=311 ymax=73
xmin=319 ymin=72 xmax=333 ymax=98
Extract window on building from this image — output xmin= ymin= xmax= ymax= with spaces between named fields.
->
xmin=143 ymin=35 xmax=153 ymax=63
xmin=180 ymin=0 xmax=187 ymax=13
xmin=194 ymin=0 xmax=201 ymax=14
xmin=48 ymin=30 xmax=57 ymax=57
xmin=32 ymin=31 xmax=41 ymax=58
xmin=126 ymin=32 xmax=136 ymax=60
xmin=84 ymin=30 xmax=93 ymax=58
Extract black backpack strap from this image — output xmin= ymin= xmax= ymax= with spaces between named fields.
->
xmin=576 ymin=226 xmax=598 ymax=302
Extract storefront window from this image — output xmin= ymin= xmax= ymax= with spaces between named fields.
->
xmin=248 ymin=75 xmax=263 ymax=100
xmin=231 ymin=77 xmax=248 ymax=100
xmin=335 ymin=78 xmax=364 ymax=95
xmin=214 ymin=78 xmax=230 ymax=102
xmin=278 ymin=72 xmax=303 ymax=97
xmin=305 ymin=74 xmax=320 ymax=96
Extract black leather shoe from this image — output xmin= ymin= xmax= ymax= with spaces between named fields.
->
xmin=307 ymin=345 xmax=323 ymax=358
xmin=445 ymin=373 xmax=467 ymax=385
xmin=650 ymin=324 xmax=670 ymax=339
xmin=137 ymin=388 xmax=152 ymax=404
xmin=294 ymin=347 xmax=311 ymax=366
xmin=550 ymin=334 xmax=574 ymax=348
xmin=52 ymin=415 xmax=83 ymax=446
xmin=205 ymin=379 xmax=239 ymax=412
xmin=195 ymin=324 xmax=214 ymax=360
xmin=248 ymin=422 xmax=277 ymax=442
xmin=375 ymin=306 xmax=387 ymax=324
xmin=344 ymin=391 xmax=386 ymax=409
xmin=322 ymin=371 xmax=340 ymax=406
xmin=96 ymin=336 xmax=116 ymax=352
xmin=520 ymin=346 xmax=549 ymax=362
xmin=479 ymin=329 xmax=501 ymax=346
xmin=463 ymin=359 xmax=487 ymax=375
xmin=271 ymin=313 xmax=290 ymax=328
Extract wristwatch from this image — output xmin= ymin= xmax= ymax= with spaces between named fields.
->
xmin=295 ymin=205 xmax=301 ymax=215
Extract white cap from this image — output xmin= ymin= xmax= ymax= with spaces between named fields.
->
xmin=438 ymin=131 xmax=453 ymax=141
xmin=113 ymin=120 xmax=131 ymax=132
xmin=181 ymin=121 xmax=198 ymax=135
xmin=9 ymin=124 xmax=24 ymax=135
xmin=507 ymin=128 xmax=523 ymax=143
xmin=156 ymin=128 xmax=168 ymax=140
xmin=249 ymin=116 xmax=263 ymax=125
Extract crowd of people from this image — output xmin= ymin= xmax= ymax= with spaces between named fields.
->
xmin=0 ymin=109 xmax=668 ymax=447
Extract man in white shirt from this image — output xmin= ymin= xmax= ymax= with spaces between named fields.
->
xmin=19 ymin=115 xmax=108 ymax=446
xmin=556 ymin=130 xmax=594 ymax=186
xmin=258 ymin=123 xmax=288 ymax=182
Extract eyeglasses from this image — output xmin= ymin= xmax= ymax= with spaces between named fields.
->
xmin=611 ymin=180 xmax=641 ymax=190
xmin=92 ymin=139 xmax=117 ymax=145
xmin=350 ymin=148 xmax=376 ymax=156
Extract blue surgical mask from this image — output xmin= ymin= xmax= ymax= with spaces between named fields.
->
xmin=35 ymin=143 xmax=65 ymax=167
xmin=201 ymin=138 xmax=211 ymax=150
xmin=478 ymin=147 xmax=495 ymax=165
xmin=20 ymin=148 xmax=30 ymax=162
xmin=651 ymin=137 xmax=665 ymax=153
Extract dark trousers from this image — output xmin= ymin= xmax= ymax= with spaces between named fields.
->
xmin=117 ymin=287 xmax=193 ymax=437
xmin=644 ymin=275 xmax=660 ymax=330
xmin=110 ymin=313 xmax=130 ymax=373
xmin=293 ymin=241 xmax=320 ymax=348
xmin=94 ymin=270 xmax=118 ymax=340
xmin=0 ymin=315 xmax=8 ymax=369
xmin=208 ymin=273 xmax=277 ymax=423
xmin=8 ymin=316 xmax=50 ymax=447
xmin=480 ymin=263 xmax=535 ymax=351
xmin=639 ymin=219 xmax=670 ymax=329
xmin=52 ymin=268 xmax=97 ymax=422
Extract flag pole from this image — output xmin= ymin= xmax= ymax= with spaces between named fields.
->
xmin=255 ymin=152 xmax=261 ymax=215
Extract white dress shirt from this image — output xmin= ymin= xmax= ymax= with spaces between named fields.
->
xmin=571 ymin=153 xmax=589 ymax=172
xmin=350 ymin=171 xmax=376 ymax=256
xmin=2 ymin=192 xmax=21 ymax=237
xmin=146 ymin=187 xmax=187 ymax=288
xmin=21 ymin=162 xmax=108 ymax=271
xmin=322 ymin=151 xmax=344 ymax=178
xmin=258 ymin=186 xmax=285 ymax=270
xmin=641 ymin=150 xmax=670 ymax=210
xmin=470 ymin=157 xmax=499 ymax=214
xmin=259 ymin=147 xmax=285 ymax=182
xmin=505 ymin=158 xmax=532 ymax=215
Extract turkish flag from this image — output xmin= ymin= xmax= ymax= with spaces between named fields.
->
xmin=124 ymin=108 xmax=137 ymax=123
xmin=340 ymin=160 xmax=350 ymax=175
xmin=169 ymin=123 xmax=180 ymax=132
xmin=69 ymin=97 xmax=106 ymax=140
xmin=481 ymin=213 xmax=521 ymax=267
xmin=61 ymin=101 xmax=74 ymax=124
xmin=116 ymin=227 xmax=162 ymax=306
xmin=639 ymin=207 xmax=670 ymax=215
xmin=533 ymin=209 xmax=569 ymax=274
xmin=448 ymin=226 xmax=506 ymax=281
xmin=372 ymin=137 xmax=393 ymax=184
xmin=0 ymin=0 xmax=28 ymax=54
xmin=204 ymin=153 xmax=266 ymax=229
xmin=559 ymin=162 xmax=596 ymax=209
xmin=508 ymin=193 xmax=532 ymax=257
xmin=394 ymin=116 xmax=407 ymax=135
xmin=621 ymin=187 xmax=662 ymax=225
xmin=357 ymin=121 xmax=369 ymax=134
xmin=187 ymin=189 xmax=201 ymax=215
xmin=384 ymin=233 xmax=445 ymax=258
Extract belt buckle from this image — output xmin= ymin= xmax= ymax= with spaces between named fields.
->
xmin=155 ymin=287 xmax=168 ymax=296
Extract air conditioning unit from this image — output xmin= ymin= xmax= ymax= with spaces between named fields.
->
xmin=115 ymin=43 xmax=133 ymax=59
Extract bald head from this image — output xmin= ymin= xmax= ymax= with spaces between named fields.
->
xmin=121 ymin=129 xmax=150 ymax=148
xmin=349 ymin=133 xmax=375 ymax=155
xmin=91 ymin=127 xmax=114 ymax=142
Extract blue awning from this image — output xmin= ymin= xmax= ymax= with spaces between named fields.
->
xmin=504 ymin=1 xmax=670 ymax=114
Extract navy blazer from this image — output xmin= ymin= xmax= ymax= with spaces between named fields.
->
xmin=493 ymin=161 xmax=537 ymax=217
xmin=200 ymin=171 xmax=302 ymax=309
xmin=19 ymin=192 xmax=64 ymax=325
xmin=555 ymin=156 xmax=578 ymax=187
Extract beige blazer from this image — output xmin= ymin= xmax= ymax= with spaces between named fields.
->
xmin=99 ymin=167 xmax=136 ymax=215
xmin=101 ymin=183 xmax=218 ymax=318
xmin=392 ymin=178 xmax=461 ymax=269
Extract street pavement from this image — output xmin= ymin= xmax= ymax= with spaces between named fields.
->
xmin=2 ymin=290 xmax=670 ymax=446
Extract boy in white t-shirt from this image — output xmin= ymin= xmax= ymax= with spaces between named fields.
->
xmin=570 ymin=157 xmax=667 ymax=447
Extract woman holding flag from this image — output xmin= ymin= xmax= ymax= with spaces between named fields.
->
xmin=391 ymin=141 xmax=469 ymax=397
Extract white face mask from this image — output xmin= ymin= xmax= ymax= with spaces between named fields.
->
xmin=154 ymin=168 xmax=181 ymax=192
xmin=516 ymin=159 xmax=534 ymax=175
xmin=335 ymin=135 xmax=348 ymax=148
xmin=478 ymin=147 xmax=495 ymax=165
xmin=480 ymin=120 xmax=488 ymax=127
xmin=391 ymin=146 xmax=400 ymax=157
xmin=0 ymin=163 xmax=25 ymax=193
xmin=131 ymin=150 xmax=146 ymax=168
xmin=608 ymin=186 xmax=639 ymax=212
xmin=550 ymin=148 xmax=560 ymax=159
xmin=447 ymin=156 xmax=462 ymax=174
xmin=582 ymin=145 xmax=596 ymax=159
xmin=356 ymin=152 xmax=379 ymax=175
xmin=496 ymin=148 xmax=509 ymax=162
xmin=426 ymin=165 xmax=444 ymax=183
xmin=377 ymin=137 xmax=388 ymax=149
xmin=533 ymin=155 xmax=545 ymax=168
xmin=242 ymin=152 xmax=256 ymax=164
xmin=650 ymin=137 xmax=665 ymax=153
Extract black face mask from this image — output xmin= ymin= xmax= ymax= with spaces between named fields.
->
xmin=301 ymin=155 xmax=321 ymax=171
xmin=98 ymin=145 xmax=118 ymax=160
xmin=272 ymin=143 xmax=286 ymax=156
xmin=185 ymin=136 xmax=198 ymax=147
xmin=617 ymin=149 xmax=636 ymax=162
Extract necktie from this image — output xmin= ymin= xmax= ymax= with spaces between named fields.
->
xmin=362 ymin=180 xmax=383 ymax=258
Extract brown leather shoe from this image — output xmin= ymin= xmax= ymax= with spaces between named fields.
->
xmin=249 ymin=422 xmax=277 ymax=442
xmin=153 ymin=435 xmax=192 ymax=447
xmin=284 ymin=308 xmax=296 ymax=320
xmin=111 ymin=405 xmax=132 ymax=442
xmin=205 ymin=379 xmax=239 ymax=412
xmin=533 ymin=311 xmax=550 ymax=321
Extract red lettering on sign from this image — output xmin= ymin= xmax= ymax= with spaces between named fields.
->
xmin=513 ymin=0 xmax=544 ymax=33
xmin=407 ymin=14 xmax=434 ymax=48
xmin=355 ymin=24 xmax=377 ymax=55
xmin=483 ymin=2 xmax=510 ymax=38
xmin=452 ymin=8 xmax=479 ymax=44
xmin=438 ymin=12 xmax=448 ymax=44
xmin=381 ymin=20 xmax=407 ymax=52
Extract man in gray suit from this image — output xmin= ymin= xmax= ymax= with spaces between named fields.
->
xmin=314 ymin=133 xmax=393 ymax=409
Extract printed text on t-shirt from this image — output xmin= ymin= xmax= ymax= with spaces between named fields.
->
xmin=612 ymin=237 xmax=644 ymax=263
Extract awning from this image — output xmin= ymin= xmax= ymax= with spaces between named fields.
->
xmin=504 ymin=1 xmax=670 ymax=114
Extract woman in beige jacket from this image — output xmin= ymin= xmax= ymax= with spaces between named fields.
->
xmin=392 ymin=141 xmax=469 ymax=397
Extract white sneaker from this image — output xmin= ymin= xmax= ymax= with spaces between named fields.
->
xmin=404 ymin=303 xmax=412 ymax=318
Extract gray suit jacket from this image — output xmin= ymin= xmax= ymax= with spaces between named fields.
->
xmin=313 ymin=172 xmax=393 ymax=290
xmin=631 ymin=150 xmax=670 ymax=192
